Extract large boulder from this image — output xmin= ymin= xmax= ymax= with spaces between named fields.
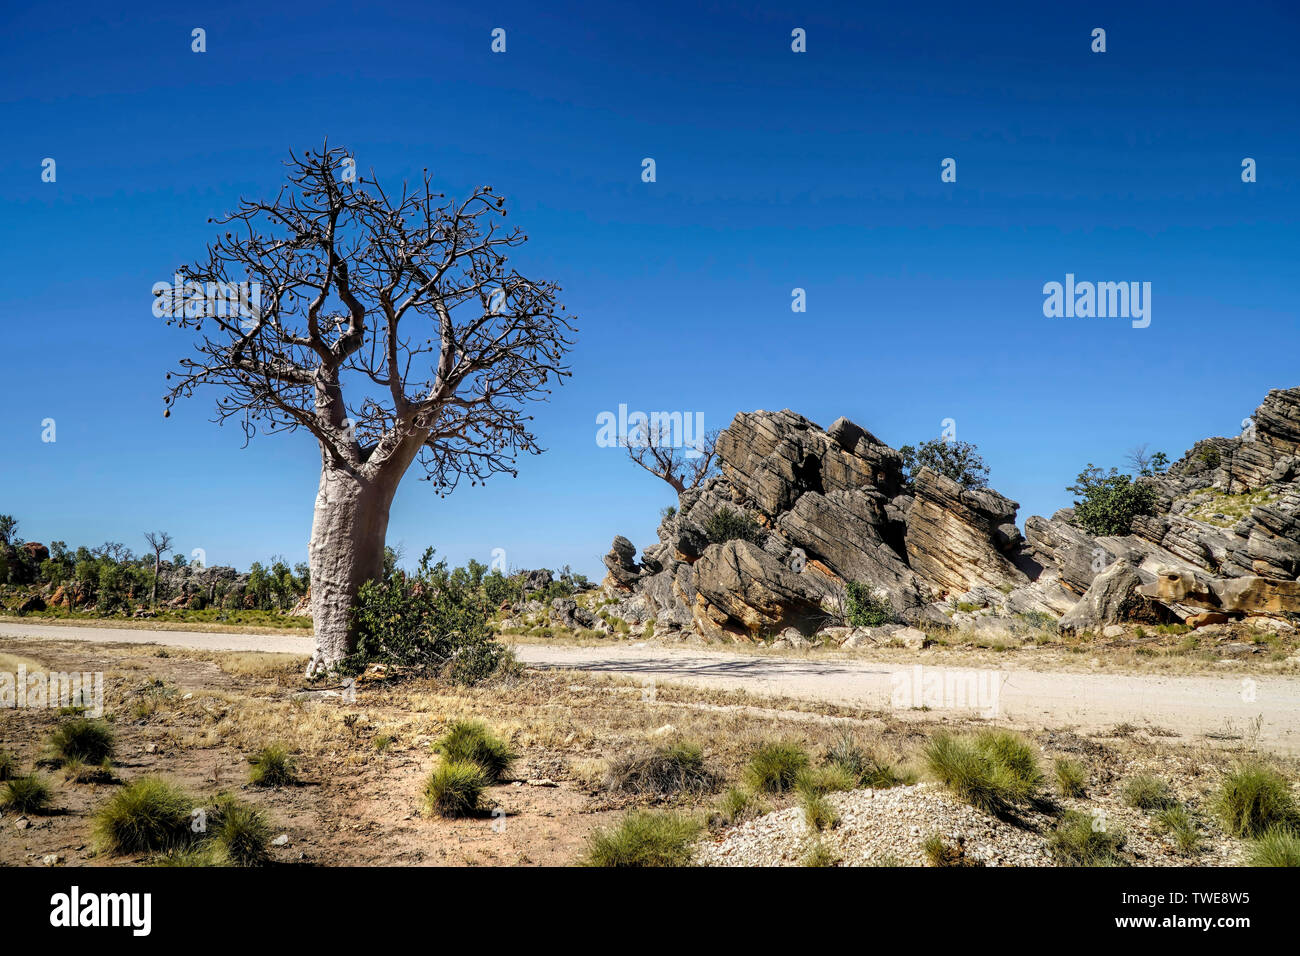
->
xmin=602 ymin=536 xmax=646 ymax=590
xmin=599 ymin=386 xmax=1300 ymax=644
xmin=1058 ymin=555 xmax=1175 ymax=632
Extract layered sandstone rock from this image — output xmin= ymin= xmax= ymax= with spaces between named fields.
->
xmin=600 ymin=387 xmax=1300 ymax=641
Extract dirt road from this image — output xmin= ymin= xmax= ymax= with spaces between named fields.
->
xmin=3 ymin=621 xmax=1295 ymax=753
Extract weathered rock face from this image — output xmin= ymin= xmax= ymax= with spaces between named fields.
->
xmin=904 ymin=470 xmax=1028 ymax=597
xmin=1139 ymin=570 xmax=1300 ymax=615
xmin=600 ymin=387 xmax=1300 ymax=642
xmin=716 ymin=411 xmax=903 ymax=518
xmin=1058 ymin=555 xmax=1174 ymax=633
xmin=775 ymin=489 xmax=924 ymax=614
xmin=691 ymin=539 xmax=834 ymax=640
xmin=602 ymin=536 xmax=646 ymax=590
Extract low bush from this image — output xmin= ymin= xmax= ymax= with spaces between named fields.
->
xmin=1121 ymin=774 xmax=1176 ymax=811
xmin=209 ymin=797 xmax=273 ymax=867
xmin=1246 ymin=827 xmax=1300 ymax=867
xmin=1 ymin=774 xmax=52 ymax=814
xmin=346 ymin=548 xmax=514 ymax=685
xmin=1067 ymin=465 xmax=1159 ymax=536
xmin=1054 ymin=758 xmax=1088 ymax=798
xmin=924 ymin=730 xmax=1042 ymax=814
xmin=826 ymin=737 xmax=913 ymax=790
xmin=583 ymin=811 xmax=700 ymax=867
xmin=796 ymin=764 xmax=857 ymax=796
xmin=799 ymin=787 xmax=839 ymax=832
xmin=434 ymin=721 xmax=517 ymax=784
xmin=1155 ymin=803 xmax=1202 ymax=856
xmin=0 ymin=750 xmax=16 ymax=781
xmin=46 ymin=717 xmax=114 ymax=766
xmin=923 ymin=834 xmax=979 ymax=867
xmin=1049 ymin=810 xmax=1126 ymax=866
xmin=744 ymin=741 xmax=810 ymax=794
xmin=606 ymin=741 xmax=717 ymax=797
xmin=844 ymin=581 xmax=895 ymax=627
xmin=716 ymin=787 xmax=764 ymax=826
xmin=93 ymin=778 xmax=195 ymax=854
xmin=424 ymin=760 xmax=489 ymax=818
xmin=248 ymin=745 xmax=296 ymax=787
xmin=801 ymin=839 xmax=842 ymax=867
xmin=1213 ymin=763 xmax=1297 ymax=838
xmin=702 ymin=507 xmax=765 ymax=546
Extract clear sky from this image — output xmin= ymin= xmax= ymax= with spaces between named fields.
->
xmin=1 ymin=1 xmax=1296 ymax=579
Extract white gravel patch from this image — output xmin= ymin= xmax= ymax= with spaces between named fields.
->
xmin=696 ymin=783 xmax=1244 ymax=867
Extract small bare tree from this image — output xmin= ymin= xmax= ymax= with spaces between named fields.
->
xmin=163 ymin=143 xmax=575 ymax=674
xmin=143 ymin=531 xmax=173 ymax=607
xmin=625 ymin=424 xmax=720 ymax=495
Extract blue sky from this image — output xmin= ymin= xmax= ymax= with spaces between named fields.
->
xmin=1 ymin=1 xmax=1296 ymax=578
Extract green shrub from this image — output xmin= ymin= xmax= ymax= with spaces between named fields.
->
xmin=62 ymin=757 xmax=113 ymax=784
xmin=1155 ymin=804 xmax=1202 ymax=856
xmin=796 ymin=764 xmax=857 ymax=796
xmin=424 ymin=760 xmax=489 ymax=817
xmin=1067 ymin=465 xmax=1159 ymax=536
xmin=1213 ymin=763 xmax=1297 ymax=838
xmin=94 ymin=778 xmax=195 ymax=854
xmin=702 ymin=507 xmax=765 ymax=546
xmin=46 ymin=717 xmax=114 ymax=766
xmin=717 ymin=787 xmax=764 ymax=825
xmin=583 ymin=811 xmax=700 ymax=867
xmin=433 ymin=720 xmax=517 ymax=783
xmin=801 ymin=838 xmax=842 ymax=867
xmin=1 ymin=774 xmax=53 ymax=814
xmin=1049 ymin=810 xmax=1126 ymax=866
xmin=922 ymin=834 xmax=978 ymax=867
xmin=248 ymin=745 xmax=296 ymax=787
xmin=745 ymin=741 xmax=810 ymax=794
xmin=0 ymin=750 xmax=16 ymax=781
xmin=799 ymin=787 xmax=839 ymax=831
xmin=151 ymin=845 xmax=226 ymax=867
xmin=209 ymin=797 xmax=272 ymax=867
xmin=347 ymin=547 xmax=510 ymax=685
xmin=844 ymin=581 xmax=895 ymax=627
xmin=826 ymin=735 xmax=912 ymax=789
xmin=606 ymin=741 xmax=717 ymax=797
xmin=1121 ymin=774 xmax=1176 ymax=811
xmin=899 ymin=439 xmax=990 ymax=490
xmin=1246 ymin=827 xmax=1300 ymax=867
xmin=923 ymin=730 xmax=1041 ymax=813
xmin=1054 ymin=758 xmax=1088 ymax=798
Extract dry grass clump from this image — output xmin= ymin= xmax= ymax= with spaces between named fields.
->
xmin=606 ymin=740 xmax=718 ymax=798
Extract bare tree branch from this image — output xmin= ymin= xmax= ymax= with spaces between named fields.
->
xmin=163 ymin=142 xmax=577 ymax=492
xmin=626 ymin=425 xmax=720 ymax=494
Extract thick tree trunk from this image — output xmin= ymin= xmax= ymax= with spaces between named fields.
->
xmin=304 ymin=461 xmax=401 ymax=677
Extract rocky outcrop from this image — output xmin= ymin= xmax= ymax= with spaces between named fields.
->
xmin=1058 ymin=555 xmax=1174 ymax=633
xmin=599 ymin=386 xmax=1300 ymax=643
xmin=602 ymin=536 xmax=646 ymax=590
xmin=904 ymin=471 xmax=1028 ymax=596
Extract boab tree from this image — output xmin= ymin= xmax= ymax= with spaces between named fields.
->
xmin=625 ymin=425 xmax=721 ymax=494
xmin=163 ymin=144 xmax=575 ymax=675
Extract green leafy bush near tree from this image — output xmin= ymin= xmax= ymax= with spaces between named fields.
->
xmin=702 ymin=507 xmax=765 ymax=546
xmin=844 ymin=581 xmax=895 ymax=627
xmin=346 ymin=547 xmax=514 ymax=684
xmin=899 ymin=439 xmax=990 ymax=490
xmin=1066 ymin=465 xmax=1160 ymax=536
